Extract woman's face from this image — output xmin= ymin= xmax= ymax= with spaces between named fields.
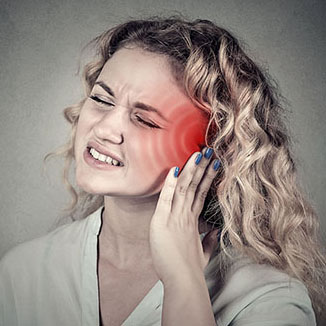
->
xmin=74 ymin=47 xmax=208 ymax=197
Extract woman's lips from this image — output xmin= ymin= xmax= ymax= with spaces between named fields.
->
xmin=87 ymin=140 xmax=124 ymax=164
xmin=83 ymin=147 xmax=123 ymax=170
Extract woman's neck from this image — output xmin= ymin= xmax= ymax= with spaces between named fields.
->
xmin=98 ymin=194 xmax=159 ymax=271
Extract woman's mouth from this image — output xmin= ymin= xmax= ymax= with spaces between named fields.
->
xmin=86 ymin=147 xmax=124 ymax=167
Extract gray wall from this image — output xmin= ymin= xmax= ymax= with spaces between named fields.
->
xmin=0 ymin=0 xmax=325 ymax=320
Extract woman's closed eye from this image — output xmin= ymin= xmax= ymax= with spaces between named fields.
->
xmin=135 ymin=115 xmax=161 ymax=129
xmin=90 ymin=95 xmax=161 ymax=129
xmin=90 ymin=95 xmax=114 ymax=107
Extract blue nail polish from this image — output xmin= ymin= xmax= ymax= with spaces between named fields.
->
xmin=204 ymin=147 xmax=213 ymax=159
xmin=174 ymin=167 xmax=180 ymax=178
xmin=213 ymin=159 xmax=220 ymax=171
xmin=195 ymin=153 xmax=203 ymax=165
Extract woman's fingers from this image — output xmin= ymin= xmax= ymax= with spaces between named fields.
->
xmin=171 ymin=147 xmax=219 ymax=219
xmin=156 ymin=147 xmax=220 ymax=225
xmin=191 ymin=158 xmax=220 ymax=214
xmin=172 ymin=151 xmax=202 ymax=214
xmin=155 ymin=167 xmax=178 ymax=219
xmin=184 ymin=147 xmax=214 ymax=208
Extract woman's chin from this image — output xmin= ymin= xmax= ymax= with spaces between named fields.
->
xmin=75 ymin=177 xmax=131 ymax=197
xmin=75 ymin=169 xmax=165 ymax=198
xmin=75 ymin=175 xmax=106 ymax=195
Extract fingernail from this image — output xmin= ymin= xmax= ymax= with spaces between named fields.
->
xmin=195 ymin=153 xmax=203 ymax=165
xmin=204 ymin=147 xmax=213 ymax=159
xmin=174 ymin=167 xmax=180 ymax=178
xmin=213 ymin=159 xmax=220 ymax=171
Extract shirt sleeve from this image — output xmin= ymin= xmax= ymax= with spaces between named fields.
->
xmin=218 ymin=281 xmax=316 ymax=326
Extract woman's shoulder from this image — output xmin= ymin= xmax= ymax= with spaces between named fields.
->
xmin=0 ymin=207 xmax=102 ymax=275
xmin=209 ymin=257 xmax=316 ymax=325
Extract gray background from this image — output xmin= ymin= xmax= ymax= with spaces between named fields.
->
xmin=0 ymin=0 xmax=325 ymax=322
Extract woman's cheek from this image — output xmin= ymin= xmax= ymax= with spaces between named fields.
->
xmin=129 ymin=117 xmax=207 ymax=180
xmin=154 ymin=114 xmax=208 ymax=172
xmin=128 ymin=129 xmax=165 ymax=178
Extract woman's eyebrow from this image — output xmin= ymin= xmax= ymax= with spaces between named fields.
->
xmin=134 ymin=102 xmax=169 ymax=122
xmin=95 ymin=80 xmax=169 ymax=122
xmin=95 ymin=81 xmax=115 ymax=97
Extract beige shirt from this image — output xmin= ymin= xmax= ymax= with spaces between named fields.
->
xmin=0 ymin=207 xmax=316 ymax=325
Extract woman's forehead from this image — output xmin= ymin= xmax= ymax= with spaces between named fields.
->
xmin=99 ymin=47 xmax=177 ymax=92
xmin=95 ymin=48 xmax=205 ymax=120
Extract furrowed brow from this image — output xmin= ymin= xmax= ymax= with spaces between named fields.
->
xmin=95 ymin=81 xmax=115 ymax=97
xmin=134 ymin=102 xmax=169 ymax=122
xmin=95 ymin=81 xmax=169 ymax=122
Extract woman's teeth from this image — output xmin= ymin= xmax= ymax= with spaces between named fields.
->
xmin=89 ymin=148 xmax=122 ymax=166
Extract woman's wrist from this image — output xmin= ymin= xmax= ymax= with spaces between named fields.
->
xmin=161 ymin=268 xmax=216 ymax=326
xmin=161 ymin=266 xmax=206 ymax=291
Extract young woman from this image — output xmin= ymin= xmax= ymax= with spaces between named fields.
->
xmin=1 ymin=17 xmax=325 ymax=326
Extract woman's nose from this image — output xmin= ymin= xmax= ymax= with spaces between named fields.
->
xmin=93 ymin=108 xmax=124 ymax=145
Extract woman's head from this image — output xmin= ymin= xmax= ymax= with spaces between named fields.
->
xmin=69 ymin=17 xmax=277 ymax=198
xmin=71 ymin=18 xmax=234 ymax=198
xmin=74 ymin=46 xmax=208 ymax=196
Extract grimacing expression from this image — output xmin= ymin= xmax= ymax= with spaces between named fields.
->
xmin=74 ymin=47 xmax=208 ymax=197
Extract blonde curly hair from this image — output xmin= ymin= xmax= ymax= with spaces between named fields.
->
xmin=45 ymin=16 xmax=326 ymax=314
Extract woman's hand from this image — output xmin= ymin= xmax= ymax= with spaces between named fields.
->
xmin=149 ymin=147 xmax=220 ymax=286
